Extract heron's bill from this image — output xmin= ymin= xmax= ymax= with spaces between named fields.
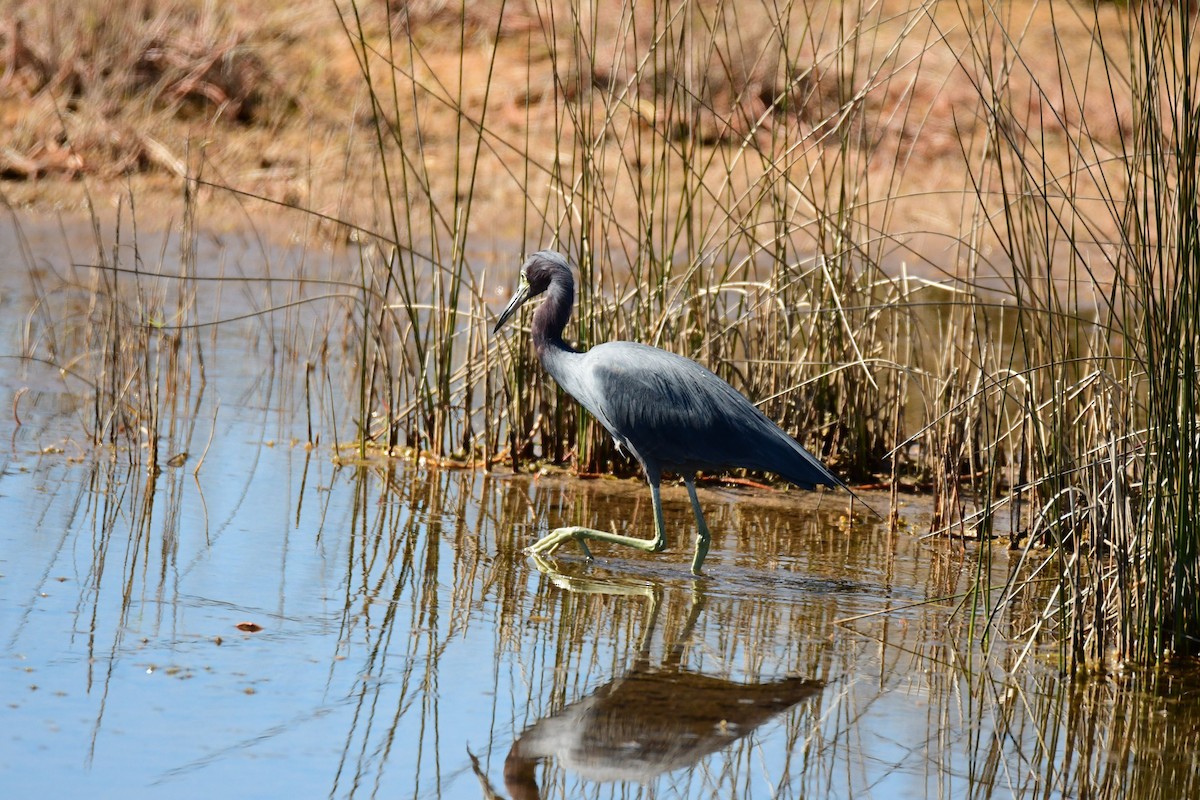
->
xmin=493 ymin=277 xmax=531 ymax=334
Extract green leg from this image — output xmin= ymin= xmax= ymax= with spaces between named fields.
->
xmin=684 ymin=478 xmax=712 ymax=575
xmin=528 ymin=482 xmax=668 ymax=561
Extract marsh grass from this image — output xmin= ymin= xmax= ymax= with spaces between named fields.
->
xmin=332 ymin=0 xmax=939 ymax=481
xmin=14 ymin=186 xmax=207 ymax=474
xmin=14 ymin=0 xmax=1200 ymax=671
xmin=940 ymin=1 xmax=1200 ymax=669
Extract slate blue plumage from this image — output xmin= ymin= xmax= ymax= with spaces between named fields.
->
xmin=494 ymin=250 xmax=846 ymax=573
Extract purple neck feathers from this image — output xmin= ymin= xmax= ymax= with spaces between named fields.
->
xmin=532 ymin=268 xmax=576 ymax=359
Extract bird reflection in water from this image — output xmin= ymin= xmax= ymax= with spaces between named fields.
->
xmin=501 ymin=562 xmax=824 ymax=798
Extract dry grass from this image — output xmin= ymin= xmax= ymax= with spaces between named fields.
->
xmin=0 ymin=0 xmax=1128 ymax=248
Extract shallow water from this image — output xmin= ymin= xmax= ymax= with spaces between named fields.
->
xmin=2 ymin=217 xmax=1199 ymax=799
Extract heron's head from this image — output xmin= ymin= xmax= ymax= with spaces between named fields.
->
xmin=493 ymin=250 xmax=571 ymax=334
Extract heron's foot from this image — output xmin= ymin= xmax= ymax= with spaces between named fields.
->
xmin=527 ymin=525 xmax=669 ymax=563
xmin=526 ymin=526 xmax=596 ymax=560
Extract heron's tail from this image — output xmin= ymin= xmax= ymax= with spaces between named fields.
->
xmin=778 ymin=441 xmax=884 ymax=521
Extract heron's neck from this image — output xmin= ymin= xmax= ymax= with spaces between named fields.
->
xmin=532 ymin=275 xmax=577 ymax=363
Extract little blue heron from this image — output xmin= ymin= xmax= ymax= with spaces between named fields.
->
xmin=493 ymin=250 xmax=849 ymax=574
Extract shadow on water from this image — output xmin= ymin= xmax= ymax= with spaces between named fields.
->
xmin=3 ymin=218 xmax=1200 ymax=798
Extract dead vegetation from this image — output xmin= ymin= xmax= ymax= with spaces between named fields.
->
xmin=0 ymin=0 xmax=309 ymax=186
xmin=0 ymin=0 xmax=1131 ymax=245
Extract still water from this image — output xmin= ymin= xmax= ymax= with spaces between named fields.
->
xmin=1 ymin=217 xmax=1198 ymax=799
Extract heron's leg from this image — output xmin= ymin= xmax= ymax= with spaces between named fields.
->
xmin=527 ymin=481 xmax=668 ymax=559
xmin=684 ymin=477 xmax=712 ymax=575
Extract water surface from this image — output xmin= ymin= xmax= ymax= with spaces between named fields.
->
xmin=1 ymin=217 xmax=1197 ymax=799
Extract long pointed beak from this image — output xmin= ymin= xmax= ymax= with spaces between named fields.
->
xmin=493 ymin=280 xmax=531 ymax=334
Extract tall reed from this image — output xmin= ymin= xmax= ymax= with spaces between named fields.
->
xmin=1117 ymin=2 xmax=1200 ymax=662
xmin=945 ymin=1 xmax=1200 ymax=666
xmin=336 ymin=0 xmax=936 ymax=482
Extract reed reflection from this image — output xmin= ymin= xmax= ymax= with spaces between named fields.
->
xmin=505 ymin=565 xmax=824 ymax=799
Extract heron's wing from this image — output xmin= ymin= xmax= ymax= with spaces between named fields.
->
xmin=567 ymin=343 xmax=841 ymax=489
